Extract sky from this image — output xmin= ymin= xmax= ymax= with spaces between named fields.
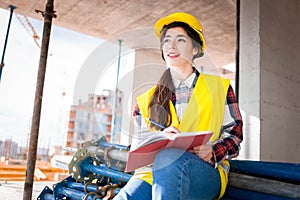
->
xmin=0 ymin=8 xmax=110 ymax=150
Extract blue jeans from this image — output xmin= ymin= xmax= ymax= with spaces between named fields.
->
xmin=114 ymin=148 xmax=221 ymax=200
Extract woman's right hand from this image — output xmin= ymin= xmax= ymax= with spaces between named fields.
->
xmin=163 ymin=126 xmax=180 ymax=136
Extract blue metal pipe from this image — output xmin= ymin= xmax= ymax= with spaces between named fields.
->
xmin=229 ymin=160 xmax=300 ymax=183
xmin=56 ymin=187 xmax=100 ymax=200
xmin=96 ymin=138 xmax=127 ymax=150
xmin=0 ymin=5 xmax=16 ymax=82
xmin=42 ymin=193 xmax=55 ymax=200
xmin=67 ymin=181 xmax=98 ymax=193
xmin=51 ymin=177 xmax=122 ymax=200
xmin=67 ymin=181 xmax=122 ymax=196
xmin=48 ymin=185 xmax=121 ymax=200
xmin=37 ymin=186 xmax=54 ymax=200
xmin=82 ymin=161 xmax=131 ymax=183
xmin=224 ymin=187 xmax=293 ymax=200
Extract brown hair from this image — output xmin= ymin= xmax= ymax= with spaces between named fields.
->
xmin=148 ymin=68 xmax=174 ymax=130
xmin=148 ymin=22 xmax=202 ymax=130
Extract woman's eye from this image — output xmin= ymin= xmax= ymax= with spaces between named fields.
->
xmin=178 ymin=38 xmax=186 ymax=42
xmin=163 ymin=38 xmax=171 ymax=43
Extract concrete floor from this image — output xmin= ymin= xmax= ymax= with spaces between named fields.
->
xmin=0 ymin=181 xmax=54 ymax=200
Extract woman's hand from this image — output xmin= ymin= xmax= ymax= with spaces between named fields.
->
xmin=163 ymin=126 xmax=180 ymax=136
xmin=189 ymin=144 xmax=213 ymax=163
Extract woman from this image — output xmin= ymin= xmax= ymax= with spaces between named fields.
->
xmin=114 ymin=12 xmax=243 ymax=200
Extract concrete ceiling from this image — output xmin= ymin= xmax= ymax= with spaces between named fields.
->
xmin=0 ymin=0 xmax=236 ymax=69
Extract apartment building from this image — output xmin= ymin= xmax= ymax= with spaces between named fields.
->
xmin=66 ymin=90 xmax=122 ymax=150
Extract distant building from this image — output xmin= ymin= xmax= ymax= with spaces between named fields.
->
xmin=16 ymin=146 xmax=27 ymax=160
xmin=0 ymin=138 xmax=53 ymax=161
xmin=66 ymin=90 xmax=123 ymax=150
xmin=0 ymin=140 xmax=4 ymax=157
xmin=0 ymin=139 xmax=18 ymax=159
xmin=36 ymin=147 xmax=50 ymax=161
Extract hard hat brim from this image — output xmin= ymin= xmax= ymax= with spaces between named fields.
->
xmin=154 ymin=15 xmax=206 ymax=51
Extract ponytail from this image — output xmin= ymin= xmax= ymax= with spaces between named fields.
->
xmin=148 ymin=68 xmax=174 ymax=130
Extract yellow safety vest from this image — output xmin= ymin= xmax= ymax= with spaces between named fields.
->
xmin=134 ymin=73 xmax=230 ymax=199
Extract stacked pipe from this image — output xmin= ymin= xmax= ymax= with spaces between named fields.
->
xmin=224 ymin=160 xmax=300 ymax=200
xmin=38 ymin=137 xmax=132 ymax=200
xmin=38 ymin=137 xmax=300 ymax=199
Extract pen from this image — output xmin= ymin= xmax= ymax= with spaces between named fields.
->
xmin=144 ymin=118 xmax=166 ymax=129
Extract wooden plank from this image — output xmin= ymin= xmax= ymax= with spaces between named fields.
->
xmin=34 ymin=168 xmax=47 ymax=180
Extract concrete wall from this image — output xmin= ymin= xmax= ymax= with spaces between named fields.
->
xmin=259 ymin=0 xmax=300 ymax=162
xmin=240 ymin=0 xmax=300 ymax=162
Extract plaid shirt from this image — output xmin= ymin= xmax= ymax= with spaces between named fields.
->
xmin=133 ymin=71 xmax=243 ymax=166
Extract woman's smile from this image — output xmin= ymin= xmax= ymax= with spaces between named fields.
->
xmin=167 ymin=51 xmax=180 ymax=58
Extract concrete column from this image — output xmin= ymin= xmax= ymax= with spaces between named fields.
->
xmin=125 ymin=48 xmax=165 ymax=144
xmin=239 ymin=0 xmax=300 ymax=162
xmin=239 ymin=0 xmax=261 ymax=160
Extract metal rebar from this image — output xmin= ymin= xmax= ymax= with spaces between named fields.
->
xmin=23 ymin=0 xmax=56 ymax=199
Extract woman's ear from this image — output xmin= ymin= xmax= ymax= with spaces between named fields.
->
xmin=193 ymin=47 xmax=199 ymax=56
xmin=193 ymin=47 xmax=204 ymax=58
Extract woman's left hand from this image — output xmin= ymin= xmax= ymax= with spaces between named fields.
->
xmin=188 ymin=144 xmax=213 ymax=162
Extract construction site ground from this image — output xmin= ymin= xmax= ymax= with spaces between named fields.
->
xmin=0 ymin=160 xmax=69 ymax=199
xmin=0 ymin=181 xmax=54 ymax=200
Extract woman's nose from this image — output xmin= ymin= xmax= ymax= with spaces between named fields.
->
xmin=168 ymin=40 xmax=176 ymax=49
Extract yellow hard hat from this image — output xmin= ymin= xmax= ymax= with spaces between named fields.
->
xmin=154 ymin=12 xmax=206 ymax=52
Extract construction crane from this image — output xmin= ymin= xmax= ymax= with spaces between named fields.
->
xmin=15 ymin=13 xmax=41 ymax=48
